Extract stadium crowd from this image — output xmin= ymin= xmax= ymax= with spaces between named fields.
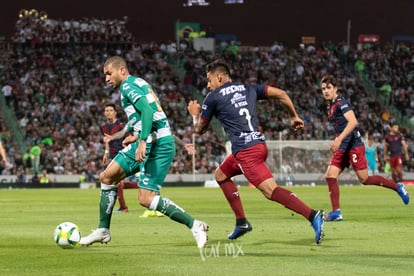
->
xmin=0 ymin=15 xmax=413 ymax=181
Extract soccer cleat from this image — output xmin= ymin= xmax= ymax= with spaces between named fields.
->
xmin=397 ymin=182 xmax=410 ymax=205
xmin=155 ymin=211 xmax=165 ymax=217
xmin=325 ymin=209 xmax=343 ymax=222
xmin=79 ymin=228 xmax=111 ymax=246
xmin=191 ymin=220 xmax=209 ymax=248
xmin=311 ymin=210 xmax=324 ymax=245
xmin=114 ymin=208 xmax=128 ymax=213
xmin=139 ymin=209 xmax=157 ymax=218
xmin=228 ymin=221 xmax=252 ymax=240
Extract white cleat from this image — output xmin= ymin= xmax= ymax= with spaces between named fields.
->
xmin=79 ymin=228 xmax=111 ymax=246
xmin=191 ymin=220 xmax=209 ymax=248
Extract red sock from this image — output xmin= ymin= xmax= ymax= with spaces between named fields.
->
xmin=392 ymin=173 xmax=397 ymax=183
xmin=123 ymin=181 xmax=138 ymax=189
xmin=218 ymin=179 xmax=246 ymax=219
xmin=326 ymin=178 xmax=340 ymax=211
xmin=363 ymin=175 xmax=397 ymax=190
xmin=270 ymin=186 xmax=312 ymax=220
xmin=117 ymin=183 xmax=127 ymax=209
xmin=397 ymin=172 xmax=403 ymax=182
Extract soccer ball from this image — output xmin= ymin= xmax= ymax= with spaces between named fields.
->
xmin=54 ymin=222 xmax=81 ymax=249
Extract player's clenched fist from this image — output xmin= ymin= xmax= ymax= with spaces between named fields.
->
xmin=187 ymin=100 xmax=201 ymax=116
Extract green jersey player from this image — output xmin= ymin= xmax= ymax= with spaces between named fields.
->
xmin=80 ymin=56 xmax=208 ymax=249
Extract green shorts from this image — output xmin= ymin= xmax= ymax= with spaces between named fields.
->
xmin=113 ymin=135 xmax=175 ymax=193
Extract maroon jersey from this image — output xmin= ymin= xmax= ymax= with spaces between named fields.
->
xmin=327 ymin=96 xmax=364 ymax=151
xmin=384 ymin=133 xmax=405 ymax=157
xmin=101 ymin=120 xmax=124 ymax=159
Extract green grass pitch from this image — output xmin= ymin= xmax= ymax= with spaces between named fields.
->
xmin=1 ymin=185 xmax=413 ymax=275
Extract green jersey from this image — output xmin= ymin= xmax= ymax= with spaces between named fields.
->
xmin=115 ymin=75 xmax=175 ymax=192
xmin=120 ymin=75 xmax=172 ymax=142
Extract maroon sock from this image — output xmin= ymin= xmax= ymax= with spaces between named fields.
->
xmin=218 ymin=179 xmax=246 ymax=219
xmin=397 ymin=172 xmax=403 ymax=183
xmin=123 ymin=182 xmax=138 ymax=189
xmin=363 ymin=175 xmax=397 ymax=190
xmin=270 ymin=186 xmax=312 ymax=220
xmin=326 ymin=178 xmax=340 ymax=211
xmin=392 ymin=173 xmax=397 ymax=183
xmin=117 ymin=184 xmax=127 ymax=209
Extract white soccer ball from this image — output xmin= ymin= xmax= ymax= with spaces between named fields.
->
xmin=53 ymin=222 xmax=81 ymax=249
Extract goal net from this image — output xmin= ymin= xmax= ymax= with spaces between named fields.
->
xmin=225 ymin=139 xmax=336 ymax=185
xmin=264 ymin=140 xmax=331 ymax=175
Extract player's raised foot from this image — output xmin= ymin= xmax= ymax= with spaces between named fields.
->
xmin=79 ymin=228 xmax=111 ymax=246
xmin=325 ymin=209 xmax=343 ymax=222
xmin=311 ymin=210 xmax=324 ymax=245
xmin=228 ymin=221 xmax=252 ymax=240
xmin=114 ymin=207 xmax=128 ymax=213
xmin=191 ymin=220 xmax=209 ymax=248
xmin=397 ymin=182 xmax=410 ymax=205
xmin=139 ymin=210 xmax=157 ymax=218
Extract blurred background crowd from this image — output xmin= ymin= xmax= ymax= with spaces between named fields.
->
xmin=1 ymin=14 xmax=413 ymax=182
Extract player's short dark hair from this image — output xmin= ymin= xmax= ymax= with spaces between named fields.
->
xmin=321 ymin=74 xmax=337 ymax=87
xmin=104 ymin=56 xmax=127 ymax=69
xmin=206 ymin=59 xmax=231 ymax=76
xmin=105 ymin=103 xmax=117 ymax=113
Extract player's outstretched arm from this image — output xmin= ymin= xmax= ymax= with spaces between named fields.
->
xmin=174 ymin=135 xmax=195 ymax=155
xmin=266 ymin=86 xmax=304 ymax=131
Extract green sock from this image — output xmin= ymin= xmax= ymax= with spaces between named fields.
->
xmin=98 ymin=188 xmax=117 ymax=229
xmin=156 ymin=196 xmax=194 ymax=228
